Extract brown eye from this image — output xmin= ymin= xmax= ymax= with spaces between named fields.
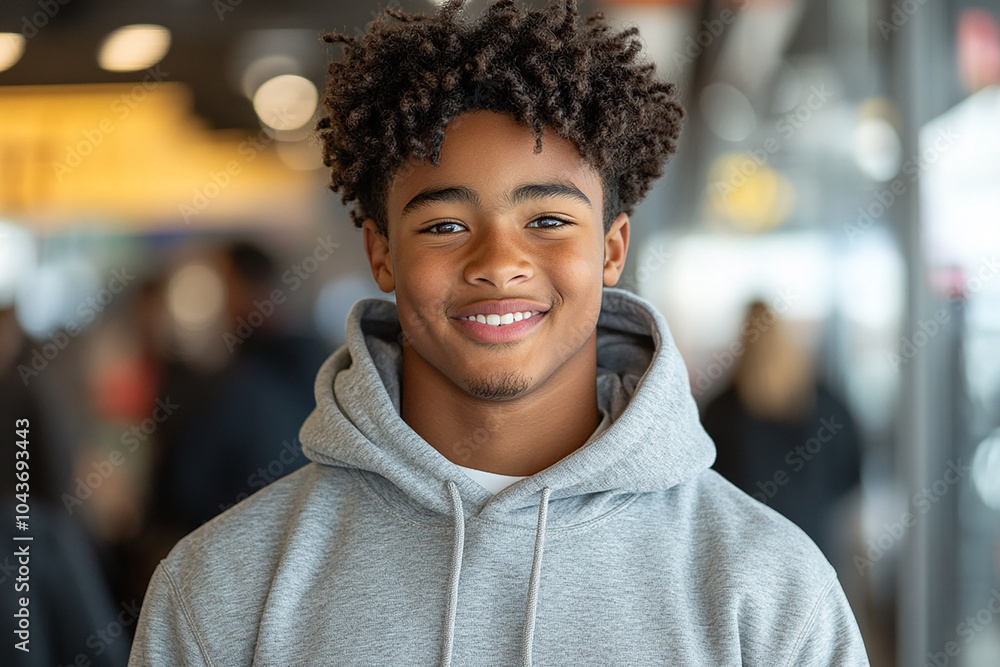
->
xmin=420 ymin=221 xmax=466 ymax=234
xmin=527 ymin=217 xmax=573 ymax=229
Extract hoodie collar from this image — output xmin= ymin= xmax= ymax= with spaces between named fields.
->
xmin=299 ymin=286 xmax=716 ymax=522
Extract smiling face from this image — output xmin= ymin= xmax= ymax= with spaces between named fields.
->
xmin=362 ymin=110 xmax=629 ymax=403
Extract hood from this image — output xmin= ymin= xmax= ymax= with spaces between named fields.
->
xmin=299 ymin=286 xmax=716 ymax=523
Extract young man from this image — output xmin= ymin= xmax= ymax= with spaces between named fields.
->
xmin=130 ymin=1 xmax=870 ymax=664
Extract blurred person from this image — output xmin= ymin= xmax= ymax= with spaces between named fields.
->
xmin=146 ymin=240 xmax=329 ymax=539
xmin=1 ymin=306 xmax=131 ymax=666
xmin=130 ymin=2 xmax=869 ymax=665
xmin=700 ymin=300 xmax=864 ymax=558
xmin=0 ymin=306 xmax=77 ymax=503
xmin=74 ymin=276 xmax=215 ymax=609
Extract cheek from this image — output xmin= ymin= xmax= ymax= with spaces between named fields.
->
xmin=395 ymin=288 xmax=441 ymax=354
xmin=548 ymin=250 xmax=605 ymax=345
xmin=394 ymin=249 xmax=443 ymax=306
xmin=551 ymin=239 xmax=607 ymax=296
xmin=392 ymin=255 xmax=460 ymax=356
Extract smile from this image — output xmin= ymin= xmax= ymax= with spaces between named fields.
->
xmin=452 ymin=310 xmax=547 ymax=343
xmin=462 ymin=311 xmax=541 ymax=326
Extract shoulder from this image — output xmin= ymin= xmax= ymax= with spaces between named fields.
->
xmin=131 ymin=464 xmax=358 ymax=664
xmin=638 ymin=470 xmax=840 ymax=623
xmin=157 ymin=463 xmax=352 ymax=591
xmin=132 ymin=464 xmax=357 ymax=662
xmin=678 ymin=469 xmax=835 ymax=585
xmin=131 ymin=464 xmax=352 ymax=664
xmin=659 ymin=471 xmax=868 ymax=664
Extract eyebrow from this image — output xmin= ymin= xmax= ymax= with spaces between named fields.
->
xmin=506 ymin=182 xmax=592 ymax=211
xmin=400 ymin=180 xmax=592 ymax=218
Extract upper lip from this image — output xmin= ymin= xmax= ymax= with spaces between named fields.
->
xmin=452 ymin=299 xmax=551 ymax=319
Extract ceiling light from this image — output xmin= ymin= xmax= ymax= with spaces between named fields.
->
xmin=241 ymin=54 xmax=300 ymax=99
xmin=99 ymin=24 xmax=171 ymax=72
xmin=252 ymin=74 xmax=318 ymax=131
xmin=0 ymin=33 xmax=26 ymax=72
xmin=167 ymin=262 xmax=225 ymax=331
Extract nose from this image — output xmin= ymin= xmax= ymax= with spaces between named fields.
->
xmin=462 ymin=223 xmax=532 ymax=288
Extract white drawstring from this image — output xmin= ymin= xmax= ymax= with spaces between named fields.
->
xmin=441 ymin=481 xmax=465 ymax=667
xmin=520 ymin=486 xmax=551 ymax=667
xmin=440 ymin=482 xmax=551 ymax=667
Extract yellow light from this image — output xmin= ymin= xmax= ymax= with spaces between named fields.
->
xmin=0 ymin=83 xmax=313 ymax=226
xmin=252 ymin=74 xmax=318 ymax=131
xmin=707 ymin=153 xmax=795 ymax=232
xmin=0 ymin=33 xmax=26 ymax=72
xmin=98 ymin=24 xmax=171 ymax=72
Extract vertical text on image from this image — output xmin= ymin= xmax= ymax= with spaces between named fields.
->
xmin=13 ymin=418 xmax=32 ymax=653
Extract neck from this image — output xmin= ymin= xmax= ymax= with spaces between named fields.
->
xmin=400 ymin=335 xmax=601 ymax=477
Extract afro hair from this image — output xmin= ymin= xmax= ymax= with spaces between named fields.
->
xmin=316 ymin=0 xmax=686 ymax=237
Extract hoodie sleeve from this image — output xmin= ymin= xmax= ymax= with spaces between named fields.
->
xmin=782 ymin=573 xmax=870 ymax=667
xmin=128 ymin=562 xmax=212 ymax=667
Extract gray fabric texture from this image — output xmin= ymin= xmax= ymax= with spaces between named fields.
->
xmin=129 ymin=286 xmax=870 ymax=666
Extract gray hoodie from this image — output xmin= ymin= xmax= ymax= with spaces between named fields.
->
xmin=129 ymin=287 xmax=870 ymax=666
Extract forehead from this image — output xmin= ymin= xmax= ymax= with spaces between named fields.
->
xmin=386 ymin=110 xmax=603 ymax=216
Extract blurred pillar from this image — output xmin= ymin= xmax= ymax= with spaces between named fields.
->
xmin=889 ymin=0 xmax=956 ymax=665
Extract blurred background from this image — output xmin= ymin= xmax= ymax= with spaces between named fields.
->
xmin=1 ymin=0 xmax=998 ymax=665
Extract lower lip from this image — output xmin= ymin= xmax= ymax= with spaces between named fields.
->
xmin=451 ymin=312 xmax=548 ymax=344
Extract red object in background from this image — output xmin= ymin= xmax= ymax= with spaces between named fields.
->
xmin=92 ymin=356 xmax=161 ymax=421
xmin=958 ymin=8 xmax=1000 ymax=92
xmin=928 ymin=265 xmax=970 ymax=301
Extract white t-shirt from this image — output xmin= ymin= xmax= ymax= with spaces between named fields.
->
xmin=455 ymin=406 xmax=612 ymax=495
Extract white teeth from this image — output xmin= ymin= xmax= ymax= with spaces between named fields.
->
xmin=465 ymin=311 xmax=538 ymax=326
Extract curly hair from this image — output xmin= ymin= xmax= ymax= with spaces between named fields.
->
xmin=316 ymin=0 xmax=685 ymax=237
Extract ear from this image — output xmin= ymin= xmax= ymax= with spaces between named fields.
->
xmin=362 ymin=219 xmax=396 ymax=293
xmin=602 ymin=212 xmax=629 ymax=287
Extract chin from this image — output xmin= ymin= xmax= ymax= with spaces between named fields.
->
xmin=463 ymin=369 xmax=533 ymax=401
